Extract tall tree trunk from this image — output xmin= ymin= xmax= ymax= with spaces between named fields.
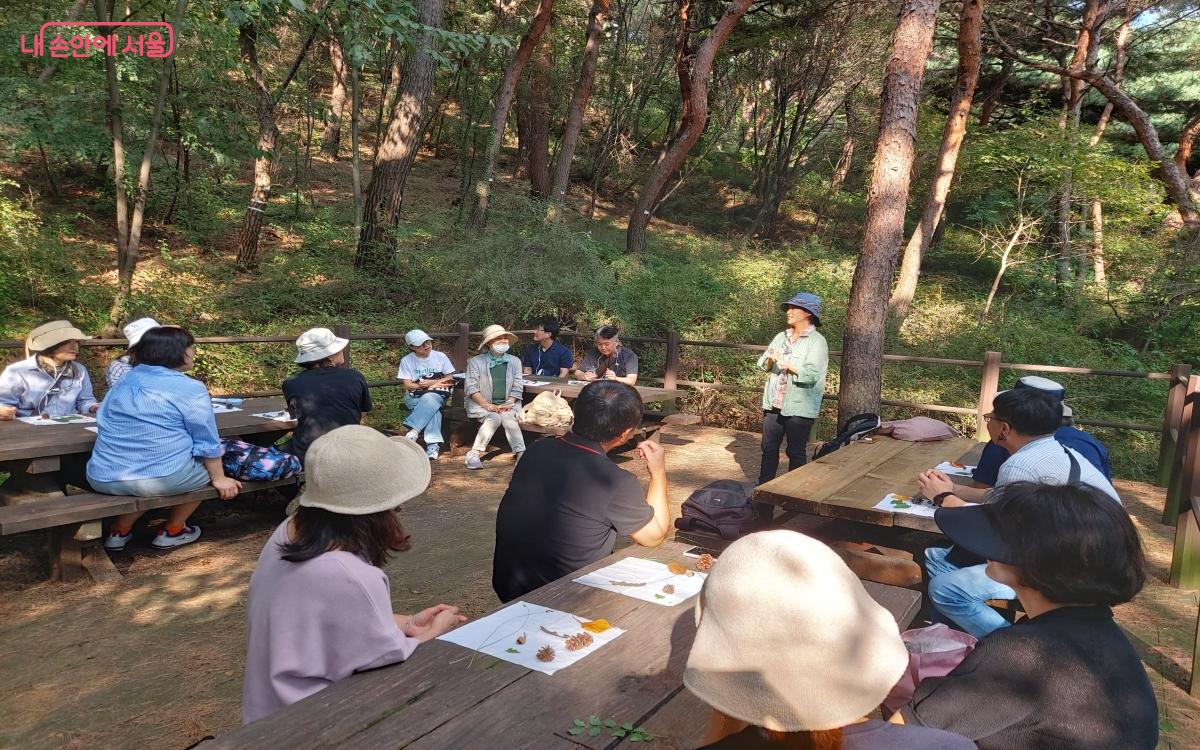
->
xmin=320 ymin=35 xmax=349 ymax=158
xmin=1090 ymin=199 xmax=1105 ymax=285
xmin=626 ymin=0 xmax=755 ymax=254
xmin=350 ymin=63 xmax=363 ymax=240
xmin=467 ymin=0 xmax=557 ymax=230
xmin=976 ymin=56 xmax=1010 ymax=127
xmin=1089 ymin=4 xmax=1131 ymax=148
xmin=838 ymin=0 xmax=941 ymax=427
xmin=355 ymin=0 xmax=446 ymax=272
xmin=96 ymin=0 xmax=186 ymax=329
xmin=234 ymin=16 xmax=321 ymax=268
xmin=828 ymin=100 xmax=856 ymax=195
xmin=526 ymin=39 xmax=552 ymax=198
xmin=1176 ymin=109 xmax=1200 ymax=179
xmin=513 ymin=76 xmax=532 ymax=179
xmin=547 ymin=0 xmax=611 ymax=219
xmin=889 ymin=0 xmax=983 ymax=325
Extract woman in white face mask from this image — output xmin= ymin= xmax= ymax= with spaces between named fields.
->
xmin=463 ymin=325 xmax=526 ymax=469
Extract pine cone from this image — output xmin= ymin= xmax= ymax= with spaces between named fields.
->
xmin=537 ymin=645 xmax=556 ymax=662
xmin=662 ymin=584 xmax=675 ymax=594
xmin=696 ymin=553 xmax=715 ymax=571
xmin=565 ymin=632 xmax=594 ymax=651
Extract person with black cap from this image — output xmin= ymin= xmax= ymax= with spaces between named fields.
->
xmin=896 ymin=482 xmax=1158 ymax=750
xmin=755 ymin=292 xmax=829 ymax=492
xmin=522 ymin=318 xmax=572 ymax=378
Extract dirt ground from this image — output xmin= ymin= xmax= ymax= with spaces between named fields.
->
xmin=1 ymin=426 xmax=1198 ymax=749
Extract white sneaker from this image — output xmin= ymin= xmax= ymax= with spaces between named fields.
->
xmin=465 ymin=450 xmax=483 ymax=469
xmin=104 ymin=528 xmax=132 ymax=551
xmin=426 ymin=443 xmax=440 ymax=460
xmin=151 ymin=525 xmax=202 ymax=549
xmin=404 ymin=430 xmax=419 ymax=442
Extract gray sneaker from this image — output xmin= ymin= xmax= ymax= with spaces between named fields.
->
xmin=152 ymin=525 xmax=202 ymax=549
xmin=426 ymin=443 xmax=440 ymax=460
xmin=104 ymin=528 xmax=132 ymax=551
xmin=465 ymin=450 xmax=483 ymax=469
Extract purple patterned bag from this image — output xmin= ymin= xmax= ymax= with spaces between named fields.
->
xmin=220 ymin=438 xmax=301 ymax=482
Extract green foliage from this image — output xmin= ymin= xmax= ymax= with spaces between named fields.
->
xmin=568 ymin=716 xmax=656 ymax=742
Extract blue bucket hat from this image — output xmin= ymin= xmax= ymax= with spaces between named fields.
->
xmin=781 ymin=292 xmax=822 ymax=325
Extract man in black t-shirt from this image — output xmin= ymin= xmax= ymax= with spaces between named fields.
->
xmin=492 ymin=381 xmax=670 ymax=602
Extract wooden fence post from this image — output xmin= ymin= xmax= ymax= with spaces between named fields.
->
xmin=975 ymin=351 xmax=1001 ymax=441
xmin=1169 ymin=376 xmax=1200 ymax=589
xmin=1166 ymin=375 xmax=1200 ymax=525
xmin=664 ymin=330 xmax=680 ymax=390
xmin=333 ymin=324 xmax=352 ymax=367
xmin=452 ymin=322 xmax=471 ymax=371
xmin=1159 ymin=363 xmax=1192 ymax=489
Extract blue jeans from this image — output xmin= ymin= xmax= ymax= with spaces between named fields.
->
xmin=925 ymin=546 xmax=1015 ymax=639
xmin=404 ymin=392 xmax=446 ymax=445
xmin=87 ymin=458 xmax=211 ymax=497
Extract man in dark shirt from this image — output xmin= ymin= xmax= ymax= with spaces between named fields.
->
xmin=492 ymin=381 xmax=670 ymax=602
xmin=282 ymin=328 xmax=373 ymax=463
xmin=574 ymin=325 xmax=638 ymax=385
xmin=521 ymin=318 xmax=573 ymax=378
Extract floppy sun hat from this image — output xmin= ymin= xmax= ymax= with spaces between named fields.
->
xmin=684 ymin=530 xmax=909 ymax=732
xmin=122 ymin=318 xmax=161 ymax=347
xmin=780 ymin=292 xmax=822 ymax=326
xmin=288 ymin=425 xmax=431 ymax=515
xmin=294 ymin=327 xmax=349 ymax=364
xmin=478 ymin=324 xmax=517 ymax=351
xmin=25 ymin=320 xmax=92 ymax=357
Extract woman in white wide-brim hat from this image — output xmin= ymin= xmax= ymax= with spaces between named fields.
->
xmin=105 ymin=316 xmax=161 ymax=386
xmin=0 ymin=319 xmax=98 ymax=420
xmin=463 ymin=324 xmax=525 ymax=469
xmin=281 ymin=327 xmax=373 ymax=465
xmin=243 ymin=425 xmax=466 ymax=723
xmin=686 ymin=530 xmax=977 ymax=750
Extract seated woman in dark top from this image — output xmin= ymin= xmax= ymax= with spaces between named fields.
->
xmin=898 ymin=482 xmax=1158 ymax=750
xmin=686 ymin=530 xmax=976 ymax=750
xmin=282 ymin=328 xmax=373 ymax=464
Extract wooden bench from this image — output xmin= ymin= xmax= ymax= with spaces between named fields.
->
xmin=0 ymin=477 xmax=301 ymax=582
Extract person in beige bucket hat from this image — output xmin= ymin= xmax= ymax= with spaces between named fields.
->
xmin=244 ymin=425 xmax=466 ymax=723
xmin=463 ymin=324 xmax=525 ymax=469
xmin=686 ymin=530 xmax=977 ymax=749
xmin=0 ymin=319 xmax=98 ymax=420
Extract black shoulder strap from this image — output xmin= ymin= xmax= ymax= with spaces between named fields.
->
xmin=1062 ymin=443 xmax=1081 ymax=484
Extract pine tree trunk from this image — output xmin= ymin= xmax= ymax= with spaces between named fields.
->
xmin=527 ymin=39 xmax=552 ymax=198
xmin=467 ymin=0 xmax=557 ymax=230
xmin=320 ymin=36 xmax=349 ymax=158
xmin=547 ymin=0 xmax=611 ymax=219
xmin=889 ymin=0 xmax=983 ymax=325
xmin=355 ymin=0 xmax=446 ymax=272
xmin=1090 ymin=199 xmax=1105 ymax=285
xmin=235 ymin=24 xmax=278 ymax=268
xmin=626 ymin=0 xmax=755 ymax=254
xmin=976 ymin=57 xmax=1010 ymax=127
xmin=838 ymin=0 xmax=941 ymax=428
xmin=513 ymin=76 xmax=532 ymax=179
xmin=828 ymin=102 xmax=856 ymax=195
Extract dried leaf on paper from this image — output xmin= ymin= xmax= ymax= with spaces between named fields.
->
xmin=667 ymin=562 xmax=688 ymax=575
xmin=581 ymin=619 xmax=611 ymax=633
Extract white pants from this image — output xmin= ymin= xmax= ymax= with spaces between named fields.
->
xmin=472 ymin=410 xmax=526 ymax=453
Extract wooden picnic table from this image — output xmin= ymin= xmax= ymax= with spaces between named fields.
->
xmin=521 ymin=376 xmax=679 ymax=406
xmin=206 ymin=539 xmax=921 ymax=749
xmin=754 ymin=435 xmax=985 ymax=534
xmin=0 ymin=398 xmax=296 ymax=494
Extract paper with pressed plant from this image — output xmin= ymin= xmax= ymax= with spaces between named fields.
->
xmin=574 ymin=557 xmax=706 ymax=606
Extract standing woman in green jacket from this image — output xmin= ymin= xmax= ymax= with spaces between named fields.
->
xmin=756 ymin=293 xmax=829 ymax=495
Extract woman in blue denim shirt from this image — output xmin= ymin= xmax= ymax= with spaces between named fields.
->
xmin=0 ymin=320 xmax=99 ymax=420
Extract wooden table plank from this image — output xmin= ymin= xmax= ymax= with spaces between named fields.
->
xmin=0 ymin=397 xmax=295 ymax=464
xmin=522 ymin=377 xmax=678 ymax=405
xmin=210 ymin=541 xmax=920 ymax=749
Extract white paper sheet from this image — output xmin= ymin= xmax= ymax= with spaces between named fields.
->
xmin=438 ymin=601 xmax=625 ymax=675
xmin=574 ymin=557 xmax=707 ymax=606
xmin=519 ymin=380 xmax=551 ymax=387
xmin=873 ymin=493 xmax=938 ymax=518
xmin=85 ymin=426 xmax=99 ymax=433
xmin=251 ymin=410 xmax=292 ymax=422
xmin=16 ymin=414 xmax=97 ymax=426
xmin=211 ymin=402 xmax=243 ymax=414
xmin=933 ymin=461 xmax=976 ymax=477
xmin=567 ymin=379 xmax=590 ymax=386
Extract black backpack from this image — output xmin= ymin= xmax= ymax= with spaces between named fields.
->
xmin=811 ymin=413 xmax=881 ymax=461
xmin=674 ymin=480 xmax=757 ymax=540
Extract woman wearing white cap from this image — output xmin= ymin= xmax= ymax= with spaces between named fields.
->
xmin=282 ymin=328 xmax=373 ymax=465
xmin=0 ymin=319 xmax=99 ymax=420
xmin=243 ymin=425 xmax=466 ymax=723
xmin=686 ymin=530 xmax=976 ymax=750
xmin=397 ymin=329 xmax=456 ymax=460
xmin=105 ymin=317 xmax=160 ymax=386
xmin=463 ymin=324 xmax=525 ymax=469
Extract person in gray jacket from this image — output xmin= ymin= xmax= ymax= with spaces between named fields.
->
xmin=464 ymin=325 xmax=525 ymax=469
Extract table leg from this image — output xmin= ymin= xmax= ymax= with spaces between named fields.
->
xmin=48 ymin=523 xmax=85 ymax=582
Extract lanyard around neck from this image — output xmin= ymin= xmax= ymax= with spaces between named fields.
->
xmin=559 ymin=435 xmax=604 ymax=456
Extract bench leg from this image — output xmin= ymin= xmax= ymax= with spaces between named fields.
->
xmin=48 ymin=523 xmax=85 ymax=582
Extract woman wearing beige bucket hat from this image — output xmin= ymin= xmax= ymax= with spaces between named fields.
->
xmin=243 ymin=425 xmax=466 ymax=723
xmin=686 ymin=530 xmax=976 ymax=750
xmin=0 ymin=319 xmax=99 ymax=420
xmin=463 ymin=324 xmax=525 ymax=469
